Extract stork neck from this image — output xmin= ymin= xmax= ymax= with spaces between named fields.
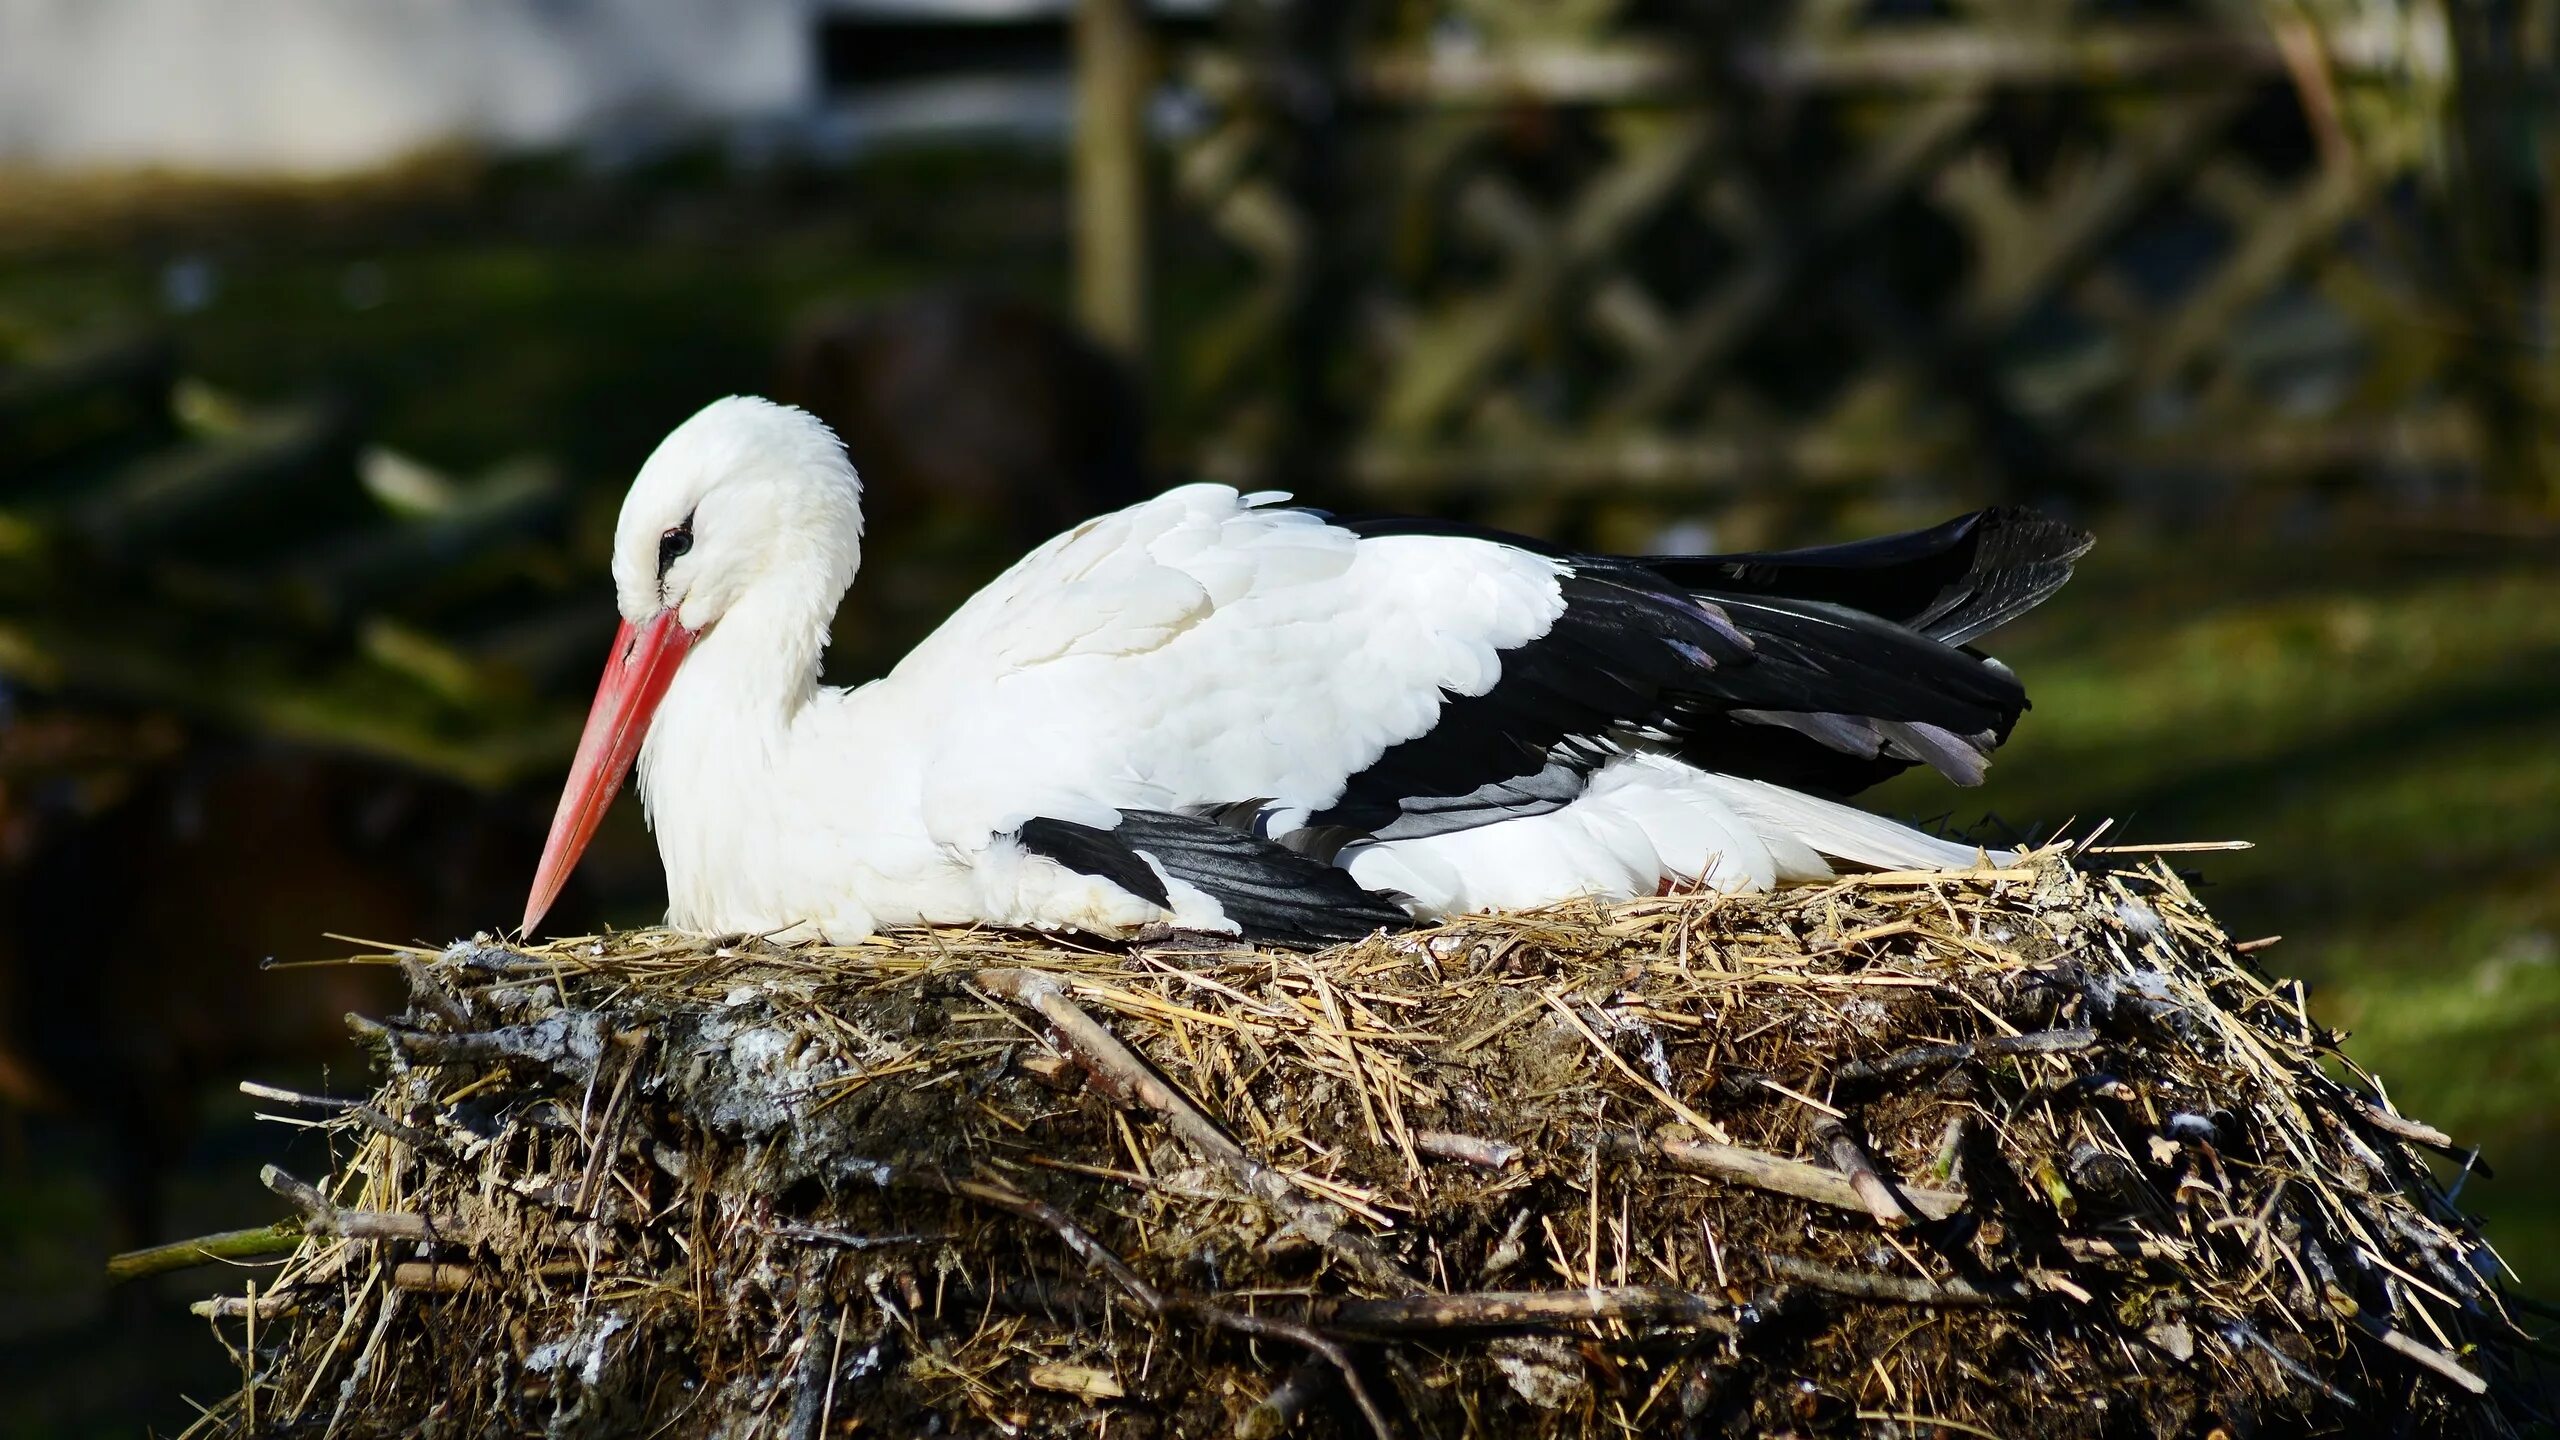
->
xmin=638 ymin=568 xmax=838 ymax=815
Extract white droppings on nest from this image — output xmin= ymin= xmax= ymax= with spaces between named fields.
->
xmin=2115 ymin=898 xmax=2165 ymax=936
xmin=1590 ymin=1001 xmax=1680 ymax=1096
xmin=523 ymin=1312 xmax=629 ymax=1388
xmin=1489 ymin=1335 xmax=1587 ymax=1410
xmin=1840 ymin=997 xmax=1892 ymax=1028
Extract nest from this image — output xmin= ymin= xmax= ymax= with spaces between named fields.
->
xmin=186 ymin=850 xmax=2547 ymax=1438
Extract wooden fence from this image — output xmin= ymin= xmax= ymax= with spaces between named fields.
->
xmin=1076 ymin=0 xmax=2556 ymax=529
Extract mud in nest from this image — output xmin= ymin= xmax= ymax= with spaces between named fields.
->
xmin=182 ymin=851 xmax=2548 ymax=1438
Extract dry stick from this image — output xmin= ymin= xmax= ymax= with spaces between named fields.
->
xmin=261 ymin=1166 xmax=435 ymax=1242
xmin=976 ymin=968 xmax=1422 ymax=1296
xmin=109 ymin=1224 xmax=303 ymax=1283
xmin=238 ymin=1080 xmax=366 ymax=1109
xmin=390 ymin=1260 xmax=588 ymax=1293
xmin=1812 ymin=1120 xmax=1910 ymax=1229
xmin=1413 ymin=1132 xmax=1521 ymax=1170
xmin=2343 ymin=1093 xmax=2457 ymax=1150
xmin=242 ymin=1077 xmax=439 ymax=1151
xmin=1655 ymin=1136 xmax=1967 ymax=1222
xmin=392 ymin=1262 xmax=478 ymax=1294
xmin=2221 ymin=1320 xmax=2357 ymax=1407
xmin=1323 ymin=1286 xmax=1738 ymax=1337
xmin=1758 ymin=1254 xmax=2014 ymax=1307
xmin=2369 ymin=1324 xmax=2490 ymax=1396
xmin=192 ymin=1291 xmax=302 ymax=1321
xmin=1831 ymin=1028 xmax=2099 ymax=1088
xmin=345 ymin=1010 xmax=604 ymax=1078
xmin=2060 ymin=1234 xmax=2190 ymax=1261
xmin=946 ymin=1176 xmax=1396 ymax=1440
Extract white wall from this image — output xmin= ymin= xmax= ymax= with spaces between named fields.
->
xmin=0 ymin=0 xmax=816 ymax=176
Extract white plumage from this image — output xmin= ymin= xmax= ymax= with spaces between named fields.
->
xmin=523 ymin=396 xmax=2088 ymax=946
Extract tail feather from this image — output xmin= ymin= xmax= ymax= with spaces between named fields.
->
xmin=1644 ymin=507 xmax=2093 ymax=645
xmin=1694 ymin=774 xmax=2012 ymax=873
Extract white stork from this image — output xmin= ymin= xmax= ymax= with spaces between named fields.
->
xmin=522 ymin=396 xmax=2089 ymax=947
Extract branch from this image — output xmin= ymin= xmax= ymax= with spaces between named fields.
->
xmin=346 ymin=1010 xmax=604 ymax=1081
xmin=107 ymin=1224 xmax=303 ymax=1284
xmin=977 ymin=968 xmax=1422 ymax=1296
xmin=1758 ymin=1253 xmax=2015 ymax=1307
xmin=1323 ymin=1286 xmax=1737 ymax=1336
xmin=1413 ymin=1132 xmax=1520 ymax=1170
xmin=2369 ymin=1323 xmax=2489 ymax=1396
xmin=1653 ymin=1135 xmax=1966 ymax=1221
xmin=1812 ymin=1120 xmax=1912 ymax=1228
xmin=2342 ymin=1093 xmax=2456 ymax=1150
xmin=261 ymin=1165 xmax=437 ymax=1242
xmin=1833 ymin=1028 xmax=2098 ymax=1087
xmin=191 ymin=1290 xmax=303 ymax=1321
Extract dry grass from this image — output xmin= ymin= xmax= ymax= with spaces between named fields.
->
xmin=176 ymin=847 xmax=2547 ymax=1438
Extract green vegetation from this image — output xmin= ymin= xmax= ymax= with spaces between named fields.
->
xmin=0 ymin=149 xmax=1069 ymax=487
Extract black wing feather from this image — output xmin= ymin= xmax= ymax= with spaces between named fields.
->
xmin=1305 ymin=508 xmax=2087 ymax=832
xmin=1638 ymin=506 xmax=2093 ymax=645
xmin=1016 ymin=810 xmax=1414 ymax=948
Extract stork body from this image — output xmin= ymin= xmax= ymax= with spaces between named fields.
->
xmin=526 ymin=397 xmax=2089 ymax=947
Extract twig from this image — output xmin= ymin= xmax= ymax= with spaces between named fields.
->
xmin=2369 ymin=1323 xmax=2490 ymax=1396
xmin=391 ymin=1261 xmax=477 ymax=1293
xmin=238 ymin=1080 xmax=365 ymax=1109
xmin=769 ymin=1223 xmax=946 ymax=1250
xmin=2060 ymin=1234 xmax=2190 ymax=1261
xmin=261 ymin=1166 xmax=435 ymax=1242
xmin=1653 ymin=1136 xmax=1965 ymax=1222
xmin=1833 ymin=1028 xmax=2098 ymax=1088
xmin=1812 ymin=1119 xmax=1912 ymax=1228
xmin=191 ymin=1290 xmax=302 ymax=1321
xmin=346 ymin=1010 xmax=604 ymax=1081
xmin=1853 ymin=1413 xmax=2005 ymax=1440
xmin=389 ymin=1260 xmax=588 ymax=1292
xmin=2343 ymin=1093 xmax=2456 ymax=1150
xmin=1413 ymin=1132 xmax=1520 ymax=1170
xmin=976 ymin=968 xmax=1421 ymax=1296
xmin=944 ymin=1174 xmax=1396 ymax=1440
xmin=108 ymin=1225 xmax=303 ymax=1283
xmin=1758 ymin=1253 xmax=2011 ymax=1307
xmin=2221 ymin=1320 xmax=2357 ymax=1406
xmin=350 ymin=1103 xmax=440 ymax=1151
xmin=1322 ymin=1286 xmax=1737 ymax=1336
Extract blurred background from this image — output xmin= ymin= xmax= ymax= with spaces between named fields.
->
xmin=0 ymin=0 xmax=2554 ymax=1432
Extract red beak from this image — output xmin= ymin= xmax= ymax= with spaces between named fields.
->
xmin=522 ymin=611 xmax=696 ymax=936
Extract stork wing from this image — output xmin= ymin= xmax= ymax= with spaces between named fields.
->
xmin=887 ymin=487 xmax=2073 ymax=861
xmin=885 ymin=484 xmax=1571 ymax=847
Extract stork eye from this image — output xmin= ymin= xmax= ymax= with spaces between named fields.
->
xmin=658 ymin=520 xmax=693 ymax=576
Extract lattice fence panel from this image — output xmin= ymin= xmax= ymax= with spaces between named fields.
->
xmin=1136 ymin=0 xmax=2547 ymax=524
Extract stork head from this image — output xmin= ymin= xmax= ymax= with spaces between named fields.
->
xmin=522 ymin=396 xmax=864 ymax=935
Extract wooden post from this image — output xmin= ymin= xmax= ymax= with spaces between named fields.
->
xmin=1074 ymin=0 xmax=1149 ymax=359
